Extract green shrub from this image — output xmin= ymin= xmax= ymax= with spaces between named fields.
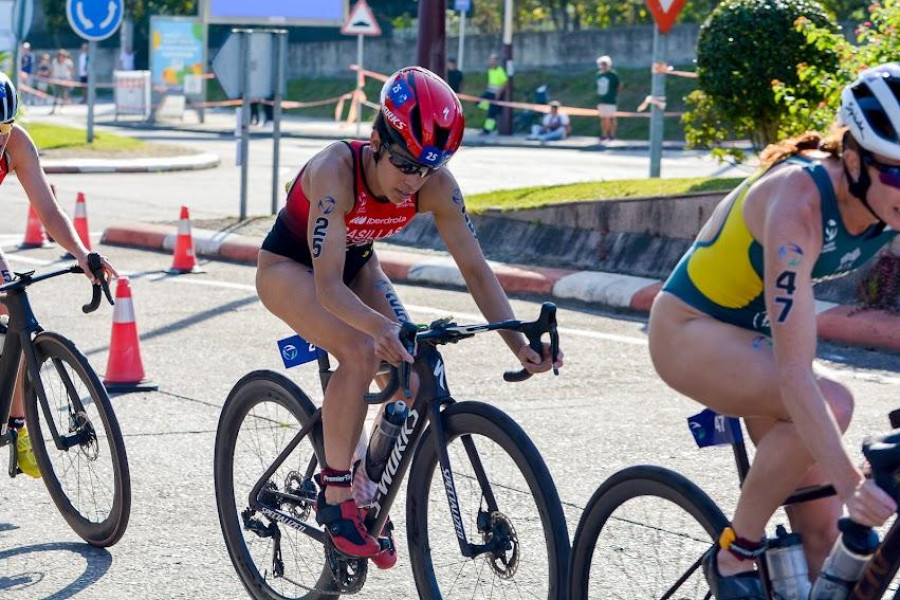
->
xmin=685 ymin=0 xmax=838 ymax=160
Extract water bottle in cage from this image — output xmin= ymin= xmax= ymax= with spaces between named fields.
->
xmin=364 ymin=401 xmax=409 ymax=483
xmin=765 ymin=524 xmax=811 ymax=600
xmin=810 ymin=518 xmax=879 ymax=600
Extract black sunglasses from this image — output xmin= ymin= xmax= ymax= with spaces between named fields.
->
xmin=382 ymin=141 xmax=434 ymax=178
xmin=862 ymin=149 xmax=900 ymax=190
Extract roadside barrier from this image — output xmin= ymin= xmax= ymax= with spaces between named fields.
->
xmin=20 ymin=204 xmax=51 ymax=249
xmin=103 ymin=277 xmax=158 ymax=394
xmin=167 ymin=206 xmax=202 ymax=274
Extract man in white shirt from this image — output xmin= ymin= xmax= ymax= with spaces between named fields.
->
xmin=78 ymin=43 xmax=88 ymax=103
xmin=527 ymin=100 xmax=571 ymax=142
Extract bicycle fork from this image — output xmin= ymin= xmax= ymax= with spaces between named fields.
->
xmin=428 ymin=399 xmax=506 ymax=561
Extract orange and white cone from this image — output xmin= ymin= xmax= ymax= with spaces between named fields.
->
xmin=73 ymin=192 xmax=92 ymax=250
xmin=103 ymin=277 xmax=158 ymax=394
xmin=167 ymin=206 xmax=203 ymax=274
xmin=20 ymin=204 xmax=51 ymax=248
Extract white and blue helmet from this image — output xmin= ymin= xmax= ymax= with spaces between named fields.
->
xmin=840 ymin=63 xmax=900 ymax=160
xmin=0 ymin=72 xmax=17 ymax=124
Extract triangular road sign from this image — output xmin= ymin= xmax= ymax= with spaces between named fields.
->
xmin=645 ymin=0 xmax=687 ymax=34
xmin=341 ymin=0 xmax=382 ymax=37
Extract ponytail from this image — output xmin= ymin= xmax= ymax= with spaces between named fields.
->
xmin=758 ymin=123 xmax=846 ymax=169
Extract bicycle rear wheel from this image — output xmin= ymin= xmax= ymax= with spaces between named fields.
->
xmin=569 ymin=464 xmax=727 ymax=600
xmin=406 ymin=401 xmax=570 ymax=599
xmin=24 ymin=331 xmax=131 ymax=547
xmin=214 ymin=370 xmax=336 ymax=600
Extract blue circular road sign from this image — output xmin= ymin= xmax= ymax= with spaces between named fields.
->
xmin=66 ymin=0 xmax=124 ymax=41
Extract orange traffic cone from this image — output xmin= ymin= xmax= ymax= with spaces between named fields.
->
xmin=167 ymin=206 xmax=203 ymax=274
xmin=20 ymin=204 xmax=52 ymax=248
xmin=103 ymin=277 xmax=158 ymax=394
xmin=73 ymin=192 xmax=91 ymax=250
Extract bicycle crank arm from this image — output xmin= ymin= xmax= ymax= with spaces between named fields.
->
xmin=3 ymin=428 xmax=17 ymax=478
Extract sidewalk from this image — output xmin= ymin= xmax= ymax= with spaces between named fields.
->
xmin=102 ymin=221 xmax=900 ymax=354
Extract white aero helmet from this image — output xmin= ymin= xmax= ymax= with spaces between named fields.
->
xmin=840 ymin=63 xmax=900 ymax=161
xmin=0 ymin=72 xmax=17 ymax=123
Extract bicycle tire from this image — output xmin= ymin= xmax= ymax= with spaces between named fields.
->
xmin=569 ymin=464 xmax=728 ymax=600
xmin=23 ymin=331 xmax=131 ymax=547
xmin=214 ymin=370 xmax=337 ymax=600
xmin=406 ymin=401 xmax=570 ymax=599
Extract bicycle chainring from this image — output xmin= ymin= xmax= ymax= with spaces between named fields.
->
xmin=324 ymin=535 xmax=368 ymax=594
xmin=483 ymin=511 xmax=519 ymax=579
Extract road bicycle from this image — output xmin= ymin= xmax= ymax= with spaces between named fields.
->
xmin=214 ymin=302 xmax=570 ymax=599
xmin=0 ymin=254 xmax=131 ymax=547
xmin=569 ymin=409 xmax=900 ymax=599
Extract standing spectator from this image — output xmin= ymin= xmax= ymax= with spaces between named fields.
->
xmin=447 ymin=57 xmax=463 ymax=93
xmin=36 ymin=53 xmax=51 ymax=104
xmin=118 ymin=48 xmax=135 ymax=71
xmin=527 ymin=100 xmax=571 ymax=143
xmin=595 ymin=55 xmax=622 ymax=141
xmin=19 ymin=43 xmax=33 ymax=104
xmin=479 ymin=53 xmax=507 ymax=136
xmin=77 ymin=43 xmax=89 ymax=103
xmin=50 ymin=50 xmax=74 ymax=114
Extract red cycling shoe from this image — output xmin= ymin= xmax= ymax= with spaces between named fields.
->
xmin=370 ymin=515 xmax=397 ymax=570
xmin=315 ymin=468 xmax=381 ymax=558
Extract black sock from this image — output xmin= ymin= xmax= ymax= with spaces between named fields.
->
xmin=7 ymin=417 xmax=25 ymax=430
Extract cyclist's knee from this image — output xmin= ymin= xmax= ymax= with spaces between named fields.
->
xmin=332 ymin=337 xmax=380 ymax=378
xmin=819 ymin=378 xmax=854 ymax=432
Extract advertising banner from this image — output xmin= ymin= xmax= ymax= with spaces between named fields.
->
xmin=150 ymin=16 xmax=204 ymax=96
xmin=205 ymin=0 xmax=346 ymax=26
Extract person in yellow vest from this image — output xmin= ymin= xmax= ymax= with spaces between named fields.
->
xmin=478 ymin=53 xmax=508 ymax=136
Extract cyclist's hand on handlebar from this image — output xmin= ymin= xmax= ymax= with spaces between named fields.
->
xmin=75 ymin=252 xmax=118 ymax=285
xmin=515 ymin=342 xmax=564 ymax=374
xmin=845 ymin=479 xmax=897 ymax=528
xmin=374 ymin=322 xmax=414 ymax=366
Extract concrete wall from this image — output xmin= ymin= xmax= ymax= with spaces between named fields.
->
xmin=281 ymin=24 xmax=701 ymax=78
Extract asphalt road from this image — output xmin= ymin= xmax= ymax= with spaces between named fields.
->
xmin=0 ymin=243 xmax=897 ymax=599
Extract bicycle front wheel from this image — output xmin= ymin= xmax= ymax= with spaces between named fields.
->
xmin=406 ymin=401 xmax=570 ymax=599
xmin=214 ymin=370 xmax=336 ymax=600
xmin=24 ymin=331 xmax=131 ymax=547
xmin=569 ymin=465 xmax=727 ymax=600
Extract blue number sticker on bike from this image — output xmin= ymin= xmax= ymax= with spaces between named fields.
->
xmin=687 ymin=408 xmax=744 ymax=448
xmin=277 ymin=335 xmax=322 ymax=369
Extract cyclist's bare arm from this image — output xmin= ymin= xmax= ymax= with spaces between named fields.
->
xmin=761 ymin=171 xmax=892 ymax=522
xmin=421 ymin=172 xmax=561 ymax=373
xmin=6 ymin=125 xmax=117 ymax=283
xmin=306 ymin=146 xmax=411 ymax=365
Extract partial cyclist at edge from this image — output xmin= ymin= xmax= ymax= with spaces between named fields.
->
xmin=255 ymin=66 xmax=564 ymax=568
xmin=0 ymin=73 xmax=117 ymax=479
xmin=648 ymin=64 xmax=900 ymax=599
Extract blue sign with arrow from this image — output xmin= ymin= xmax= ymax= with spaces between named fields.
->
xmin=66 ymin=0 xmax=124 ymax=41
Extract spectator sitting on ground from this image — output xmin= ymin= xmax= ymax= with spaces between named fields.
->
xmin=527 ymin=101 xmax=571 ymax=143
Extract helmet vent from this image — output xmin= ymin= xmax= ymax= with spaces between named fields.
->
xmin=855 ymin=82 xmax=899 ymax=143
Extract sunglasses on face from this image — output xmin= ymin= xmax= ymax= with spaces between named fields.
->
xmin=382 ymin=141 xmax=435 ymax=178
xmin=0 ymin=121 xmax=13 ymax=136
xmin=862 ymin=150 xmax=900 ymax=190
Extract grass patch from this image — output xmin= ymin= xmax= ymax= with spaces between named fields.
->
xmin=22 ymin=122 xmax=145 ymax=152
xmin=466 ymin=176 xmax=743 ymax=213
xmin=208 ymin=63 xmax=699 ymax=140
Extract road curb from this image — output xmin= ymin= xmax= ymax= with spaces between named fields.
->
xmin=101 ymin=223 xmax=900 ymax=353
xmin=42 ymin=152 xmax=221 ymax=174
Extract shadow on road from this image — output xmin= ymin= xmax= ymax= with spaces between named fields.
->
xmin=0 ymin=541 xmax=112 ymax=599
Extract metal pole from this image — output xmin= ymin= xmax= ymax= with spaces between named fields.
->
xmin=11 ymin=0 xmax=25 ymax=90
xmin=500 ymin=0 xmax=514 ymax=135
xmin=356 ymin=34 xmax=363 ymax=138
xmin=416 ymin=0 xmax=445 ymax=75
xmin=12 ymin=43 xmax=20 ymax=91
xmin=272 ymin=31 xmax=286 ymax=215
xmin=239 ymin=30 xmax=250 ymax=220
xmin=458 ymin=11 xmax=466 ymax=71
xmin=649 ymin=24 xmax=666 ymax=178
xmin=87 ymin=41 xmax=97 ymax=143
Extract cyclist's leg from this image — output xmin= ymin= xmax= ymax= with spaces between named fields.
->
xmin=0 ymin=251 xmax=23 ymax=426
xmin=649 ymin=292 xmax=853 ymax=576
xmin=746 ymin=410 xmax=849 ymax=578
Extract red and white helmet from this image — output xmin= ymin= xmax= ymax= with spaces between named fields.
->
xmin=840 ymin=63 xmax=900 ymax=161
xmin=378 ymin=67 xmax=465 ymax=168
